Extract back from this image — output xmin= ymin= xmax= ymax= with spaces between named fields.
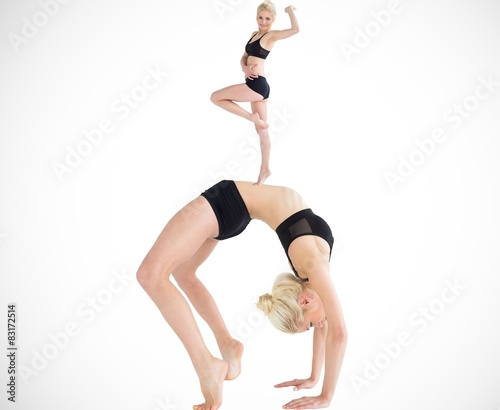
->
xmin=234 ymin=181 xmax=308 ymax=229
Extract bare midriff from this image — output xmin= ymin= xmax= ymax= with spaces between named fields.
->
xmin=234 ymin=181 xmax=309 ymax=230
xmin=247 ymin=55 xmax=266 ymax=77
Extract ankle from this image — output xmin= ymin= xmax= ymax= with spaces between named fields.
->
xmin=218 ymin=336 xmax=236 ymax=351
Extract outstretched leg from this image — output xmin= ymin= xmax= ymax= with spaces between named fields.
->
xmin=137 ymin=197 xmax=227 ymax=410
xmin=251 ymin=100 xmax=271 ymax=185
xmin=173 ymin=239 xmax=244 ymax=381
xmin=211 ymin=83 xmax=268 ymax=129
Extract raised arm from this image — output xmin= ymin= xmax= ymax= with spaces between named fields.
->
xmin=285 ymin=6 xmax=300 ymax=35
xmin=270 ymin=6 xmax=300 ymax=42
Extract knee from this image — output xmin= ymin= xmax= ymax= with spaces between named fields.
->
xmin=210 ymin=91 xmax=220 ymax=104
xmin=136 ymin=262 xmax=167 ymax=291
xmin=136 ymin=265 xmax=151 ymax=290
xmin=172 ymin=270 xmax=197 ymax=289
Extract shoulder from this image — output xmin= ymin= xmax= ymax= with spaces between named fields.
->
xmin=261 ymin=30 xmax=285 ymax=47
xmin=265 ymin=30 xmax=280 ymax=41
xmin=266 ymin=28 xmax=299 ymax=42
xmin=288 ymin=236 xmax=331 ymax=277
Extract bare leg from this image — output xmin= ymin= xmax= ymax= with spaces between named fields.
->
xmin=211 ymin=83 xmax=268 ymax=129
xmin=251 ymin=100 xmax=271 ymax=185
xmin=173 ymin=239 xmax=244 ymax=381
xmin=137 ymin=197 xmax=227 ymax=410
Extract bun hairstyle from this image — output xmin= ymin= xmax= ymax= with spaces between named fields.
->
xmin=256 ymin=292 xmax=274 ymax=315
xmin=257 ymin=0 xmax=277 ymax=19
xmin=256 ymin=273 xmax=308 ymax=334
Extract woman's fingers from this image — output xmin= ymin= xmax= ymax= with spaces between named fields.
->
xmin=275 ymin=379 xmax=300 ymax=388
xmin=283 ymin=395 xmax=329 ymax=410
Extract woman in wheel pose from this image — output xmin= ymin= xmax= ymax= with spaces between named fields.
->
xmin=210 ymin=1 xmax=299 ymax=185
xmin=137 ymin=180 xmax=347 ymax=410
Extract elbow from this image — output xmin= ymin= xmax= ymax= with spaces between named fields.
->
xmin=293 ymin=26 xmax=300 ymax=35
xmin=332 ymin=325 xmax=348 ymax=345
xmin=339 ymin=327 xmax=348 ymax=344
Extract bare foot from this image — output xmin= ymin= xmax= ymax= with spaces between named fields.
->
xmin=250 ymin=112 xmax=268 ymax=129
xmin=193 ymin=358 xmax=228 ymax=410
xmin=255 ymin=168 xmax=271 ymax=185
xmin=221 ymin=339 xmax=244 ymax=380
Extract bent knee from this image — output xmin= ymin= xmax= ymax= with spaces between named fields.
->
xmin=136 ymin=263 xmax=170 ymax=290
xmin=172 ymin=269 xmax=198 ymax=288
xmin=136 ymin=266 xmax=151 ymax=289
xmin=210 ymin=92 xmax=219 ymax=104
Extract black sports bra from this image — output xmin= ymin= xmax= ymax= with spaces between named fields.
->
xmin=245 ymin=32 xmax=270 ymax=59
xmin=276 ymin=209 xmax=334 ymax=281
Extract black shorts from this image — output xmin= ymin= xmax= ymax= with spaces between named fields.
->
xmin=246 ymin=76 xmax=270 ymax=100
xmin=200 ymin=180 xmax=251 ymax=240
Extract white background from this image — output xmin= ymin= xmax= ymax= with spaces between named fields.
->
xmin=1 ymin=0 xmax=499 ymax=409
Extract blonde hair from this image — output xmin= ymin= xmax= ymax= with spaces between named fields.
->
xmin=256 ymin=273 xmax=312 ymax=334
xmin=257 ymin=0 xmax=276 ymax=19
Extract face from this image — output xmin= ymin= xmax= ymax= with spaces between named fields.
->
xmin=297 ymin=293 xmax=327 ymax=333
xmin=256 ymin=10 xmax=274 ymax=31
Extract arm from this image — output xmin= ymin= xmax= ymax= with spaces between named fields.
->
xmin=240 ymin=51 xmax=258 ymax=79
xmin=274 ymin=324 xmax=327 ymax=391
xmin=310 ymin=323 xmax=327 ymax=383
xmin=283 ymin=257 xmax=347 ymax=409
xmin=240 ymin=52 xmax=248 ymax=71
xmin=310 ymin=262 xmax=347 ymax=405
xmin=269 ymin=6 xmax=300 ymax=42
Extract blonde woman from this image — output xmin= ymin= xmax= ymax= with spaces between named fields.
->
xmin=137 ymin=180 xmax=347 ymax=410
xmin=210 ymin=1 xmax=299 ymax=185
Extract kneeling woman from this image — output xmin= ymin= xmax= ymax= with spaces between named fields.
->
xmin=136 ymin=180 xmax=347 ymax=410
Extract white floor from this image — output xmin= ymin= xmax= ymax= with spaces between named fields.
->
xmin=1 ymin=0 xmax=499 ymax=409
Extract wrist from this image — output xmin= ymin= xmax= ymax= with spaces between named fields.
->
xmin=320 ymin=388 xmax=334 ymax=402
xmin=309 ymin=374 xmax=319 ymax=384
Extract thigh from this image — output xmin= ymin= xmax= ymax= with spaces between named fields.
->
xmin=173 ymin=237 xmax=219 ymax=280
xmin=213 ymin=83 xmax=263 ymax=103
xmin=140 ymin=196 xmax=219 ymax=276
